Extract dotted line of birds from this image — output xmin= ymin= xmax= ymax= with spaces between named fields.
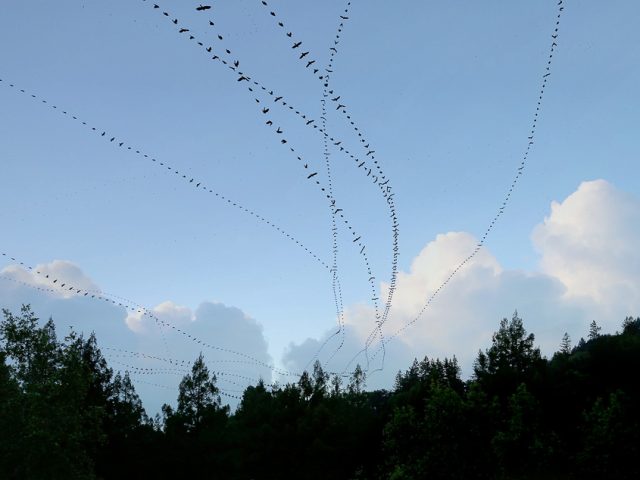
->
xmin=107 ymin=357 xmax=263 ymax=391
xmin=302 ymin=1 xmax=368 ymax=372
xmin=256 ymin=0 xmax=400 ymax=340
xmin=0 ymin=77 xmax=329 ymax=272
xmin=0 ymin=252 xmax=299 ymax=377
xmin=145 ymin=2 xmax=399 ymax=328
xmin=145 ymin=2 xmax=385 ymax=334
xmin=357 ymin=0 xmax=567 ymax=373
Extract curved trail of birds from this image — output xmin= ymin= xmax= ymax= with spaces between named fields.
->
xmin=0 ymin=253 xmax=300 ymax=378
xmin=0 ymin=273 xmax=269 ymax=396
xmin=300 ymin=1 xmax=359 ymax=372
xmin=253 ymin=0 xmax=399 ymax=368
xmin=343 ymin=0 xmax=567 ymax=374
xmin=0 ymin=77 xmax=329 ymax=272
xmin=144 ymin=1 xmax=397 ymax=339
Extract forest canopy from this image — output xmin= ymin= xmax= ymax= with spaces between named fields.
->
xmin=1 ymin=305 xmax=639 ymax=479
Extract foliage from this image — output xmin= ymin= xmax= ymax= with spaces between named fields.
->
xmin=1 ymin=305 xmax=639 ymax=479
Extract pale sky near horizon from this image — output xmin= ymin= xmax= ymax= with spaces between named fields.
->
xmin=1 ymin=0 xmax=639 ymax=414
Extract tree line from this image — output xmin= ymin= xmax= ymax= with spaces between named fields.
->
xmin=1 ymin=305 xmax=639 ymax=479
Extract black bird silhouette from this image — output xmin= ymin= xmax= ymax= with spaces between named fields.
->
xmin=306 ymin=60 xmax=315 ymax=68
xmin=266 ymin=120 xmax=273 ymax=125
xmin=262 ymin=107 xmax=269 ymax=114
xmin=281 ymin=139 xmax=287 ymax=144
xmin=206 ymin=46 xmax=212 ymax=52
xmin=234 ymin=60 xmax=240 ymax=68
xmin=331 ymin=96 xmax=340 ymax=101
xmin=278 ymin=22 xmax=284 ymax=27
xmin=306 ymin=119 xmax=314 ymax=125
xmin=154 ymin=4 xmax=159 ymax=8
xmin=336 ymin=104 xmax=345 ymax=110
xmin=179 ymin=28 xmax=189 ymax=33
xmin=238 ymin=76 xmax=248 ymax=82
xmin=333 ymin=208 xmax=343 ymax=214
xmin=330 ymin=47 xmax=337 ymax=52
xmin=292 ymin=41 xmax=302 ymax=49
xmin=287 ymin=32 xmax=292 ymax=37
xmin=172 ymin=19 xmax=178 ymax=24
xmin=307 ymin=172 xmax=318 ymax=179
xmin=366 ymin=150 xmax=375 ymax=156
xmin=274 ymin=96 xmax=283 ymax=102
xmin=110 ymin=137 xmax=115 ymax=142
xmin=196 ymin=5 xmax=211 ymax=11
xmin=209 ymin=20 xmax=214 ymax=26
xmin=299 ymin=51 xmax=309 ymax=59
xmin=276 ymin=127 xmax=282 ymax=134
xmin=340 ymin=15 xmax=349 ymax=19
xmin=218 ymin=34 xmax=223 ymax=40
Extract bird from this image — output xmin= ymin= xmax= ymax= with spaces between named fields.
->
xmin=299 ymin=51 xmax=309 ymax=59
xmin=276 ymin=127 xmax=283 ymax=134
xmin=330 ymin=47 xmax=337 ymax=52
xmin=209 ymin=20 xmax=214 ymax=26
xmin=266 ymin=120 xmax=273 ymax=125
xmin=306 ymin=119 xmax=314 ymax=125
xmin=179 ymin=28 xmax=189 ymax=33
xmin=336 ymin=104 xmax=345 ymax=110
xmin=366 ymin=150 xmax=375 ymax=156
xmin=154 ymin=4 xmax=159 ymax=8
xmin=274 ymin=96 xmax=283 ymax=102
xmin=278 ymin=22 xmax=284 ymax=27
xmin=306 ymin=60 xmax=315 ymax=68
xmin=218 ymin=34 xmax=223 ymax=40
xmin=331 ymin=96 xmax=340 ymax=101
xmin=172 ymin=19 xmax=178 ymax=24
xmin=307 ymin=172 xmax=318 ymax=179
xmin=206 ymin=46 xmax=212 ymax=52
xmin=333 ymin=208 xmax=343 ymax=214
xmin=340 ymin=15 xmax=349 ymax=19
xmin=238 ymin=76 xmax=248 ymax=82
xmin=262 ymin=107 xmax=269 ymax=114
xmin=234 ymin=60 xmax=240 ymax=68
xmin=196 ymin=5 xmax=211 ymax=11
xmin=281 ymin=139 xmax=287 ymax=144
xmin=287 ymin=32 xmax=292 ymax=37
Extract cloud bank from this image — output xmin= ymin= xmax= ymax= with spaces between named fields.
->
xmin=283 ymin=180 xmax=640 ymax=388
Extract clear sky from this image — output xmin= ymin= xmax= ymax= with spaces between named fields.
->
xmin=1 ymin=0 xmax=639 ymax=414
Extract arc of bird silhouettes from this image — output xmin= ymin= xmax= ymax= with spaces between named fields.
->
xmin=346 ymin=0 xmax=567 ymax=375
xmin=143 ymin=1 xmax=386 ymax=352
xmin=253 ymin=0 xmax=399 ymax=350
xmin=0 ymin=251 xmax=301 ymax=378
xmin=0 ymin=253 xmax=356 ymax=380
xmin=302 ymin=0 xmax=375 ymax=373
xmin=0 ymin=77 xmax=330 ymax=273
xmin=144 ymin=0 xmax=398 ymax=371
xmin=107 ymin=357 xmax=267 ymax=391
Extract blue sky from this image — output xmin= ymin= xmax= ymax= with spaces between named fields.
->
xmin=1 ymin=0 xmax=639 ymax=413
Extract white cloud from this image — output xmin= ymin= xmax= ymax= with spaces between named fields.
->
xmin=283 ymin=180 xmax=640 ymax=387
xmin=533 ymin=179 xmax=640 ymax=315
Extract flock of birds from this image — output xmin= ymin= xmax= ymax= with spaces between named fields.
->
xmin=0 ymin=0 xmax=565 ymax=401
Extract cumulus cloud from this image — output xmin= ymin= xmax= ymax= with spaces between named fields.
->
xmin=533 ymin=179 xmax=640 ymax=315
xmin=283 ymin=180 xmax=640 ymax=387
xmin=0 ymin=260 xmax=273 ymax=413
